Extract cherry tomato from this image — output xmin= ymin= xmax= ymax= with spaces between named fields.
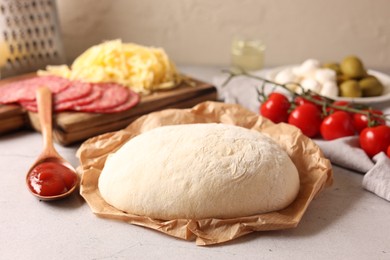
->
xmin=294 ymin=95 xmax=324 ymax=109
xmin=320 ymin=111 xmax=355 ymax=140
xmin=352 ymin=110 xmax=385 ymax=133
xmin=294 ymin=96 xmax=313 ymax=106
xmin=333 ymin=100 xmax=350 ymax=107
xmin=387 ymin=145 xmax=390 ymax=158
xmin=260 ymin=93 xmax=290 ymax=123
xmin=268 ymin=92 xmax=289 ymax=102
xmin=326 ymin=101 xmax=351 ymax=115
xmin=359 ymin=125 xmax=390 ymax=158
xmin=288 ymin=103 xmax=322 ymax=137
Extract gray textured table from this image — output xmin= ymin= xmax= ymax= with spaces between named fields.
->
xmin=1 ymin=66 xmax=389 ymax=259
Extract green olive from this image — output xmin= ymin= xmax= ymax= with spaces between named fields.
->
xmin=340 ymin=80 xmax=362 ymax=97
xmin=337 ymin=74 xmax=352 ymax=85
xmin=323 ymin=62 xmax=342 ymax=75
xmin=359 ymin=76 xmax=384 ymax=97
xmin=340 ymin=56 xmax=366 ymax=78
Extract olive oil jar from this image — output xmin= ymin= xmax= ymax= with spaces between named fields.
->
xmin=231 ymin=38 xmax=265 ymax=71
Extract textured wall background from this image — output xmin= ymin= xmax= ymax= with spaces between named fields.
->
xmin=57 ymin=0 xmax=390 ymax=71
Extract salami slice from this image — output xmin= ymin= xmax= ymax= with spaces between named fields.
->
xmin=90 ymin=90 xmax=140 ymax=113
xmin=55 ymin=84 xmax=103 ymax=111
xmin=2 ymin=77 xmax=140 ymax=114
xmin=0 ymin=76 xmax=70 ymax=104
xmin=54 ymin=81 xmax=93 ymax=104
xmin=73 ymin=83 xmax=130 ymax=112
xmin=20 ymin=100 xmax=38 ymax=112
xmin=19 ymin=81 xmax=93 ymax=112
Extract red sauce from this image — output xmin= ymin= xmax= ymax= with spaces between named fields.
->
xmin=27 ymin=162 xmax=77 ymax=197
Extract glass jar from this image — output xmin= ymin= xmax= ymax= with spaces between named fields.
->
xmin=231 ymin=38 xmax=265 ymax=71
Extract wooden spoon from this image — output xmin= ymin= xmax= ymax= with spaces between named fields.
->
xmin=26 ymin=87 xmax=79 ymax=201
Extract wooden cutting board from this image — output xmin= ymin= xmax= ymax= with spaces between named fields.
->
xmin=0 ymin=104 xmax=27 ymax=134
xmin=0 ymin=74 xmax=217 ymax=145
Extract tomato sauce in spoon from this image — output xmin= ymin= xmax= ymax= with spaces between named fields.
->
xmin=27 ymin=161 xmax=78 ymax=197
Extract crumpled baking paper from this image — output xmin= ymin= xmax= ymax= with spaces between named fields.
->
xmin=76 ymin=101 xmax=333 ymax=245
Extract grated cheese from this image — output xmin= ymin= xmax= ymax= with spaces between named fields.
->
xmin=38 ymin=40 xmax=180 ymax=94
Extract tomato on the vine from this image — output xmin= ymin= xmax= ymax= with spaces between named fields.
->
xmin=333 ymin=100 xmax=350 ymax=107
xmin=352 ymin=110 xmax=385 ymax=133
xmin=326 ymin=101 xmax=351 ymax=115
xmin=294 ymin=96 xmax=313 ymax=106
xmin=387 ymin=145 xmax=390 ymax=158
xmin=268 ymin=92 xmax=290 ymax=105
xmin=359 ymin=125 xmax=390 ymax=158
xmin=288 ymin=103 xmax=322 ymax=137
xmin=320 ymin=111 xmax=355 ymax=140
xmin=294 ymin=95 xmax=324 ymax=109
xmin=260 ymin=93 xmax=290 ymax=123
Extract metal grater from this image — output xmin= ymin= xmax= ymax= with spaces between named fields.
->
xmin=0 ymin=0 xmax=65 ymax=79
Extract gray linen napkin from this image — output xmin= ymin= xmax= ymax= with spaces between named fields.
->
xmin=363 ymin=153 xmax=390 ymax=201
xmin=314 ymin=136 xmax=374 ymax=173
xmin=213 ymin=71 xmax=390 ymax=202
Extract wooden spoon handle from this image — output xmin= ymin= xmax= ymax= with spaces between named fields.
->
xmin=36 ymin=86 xmax=58 ymax=158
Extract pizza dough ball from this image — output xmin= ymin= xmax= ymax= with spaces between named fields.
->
xmin=98 ymin=123 xmax=300 ymax=220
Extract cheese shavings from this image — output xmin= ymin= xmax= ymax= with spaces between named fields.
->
xmin=38 ymin=40 xmax=180 ymax=94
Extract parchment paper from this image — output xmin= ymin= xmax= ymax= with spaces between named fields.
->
xmin=76 ymin=101 xmax=333 ymax=245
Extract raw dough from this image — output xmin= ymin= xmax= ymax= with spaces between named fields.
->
xmin=98 ymin=123 xmax=300 ymax=220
